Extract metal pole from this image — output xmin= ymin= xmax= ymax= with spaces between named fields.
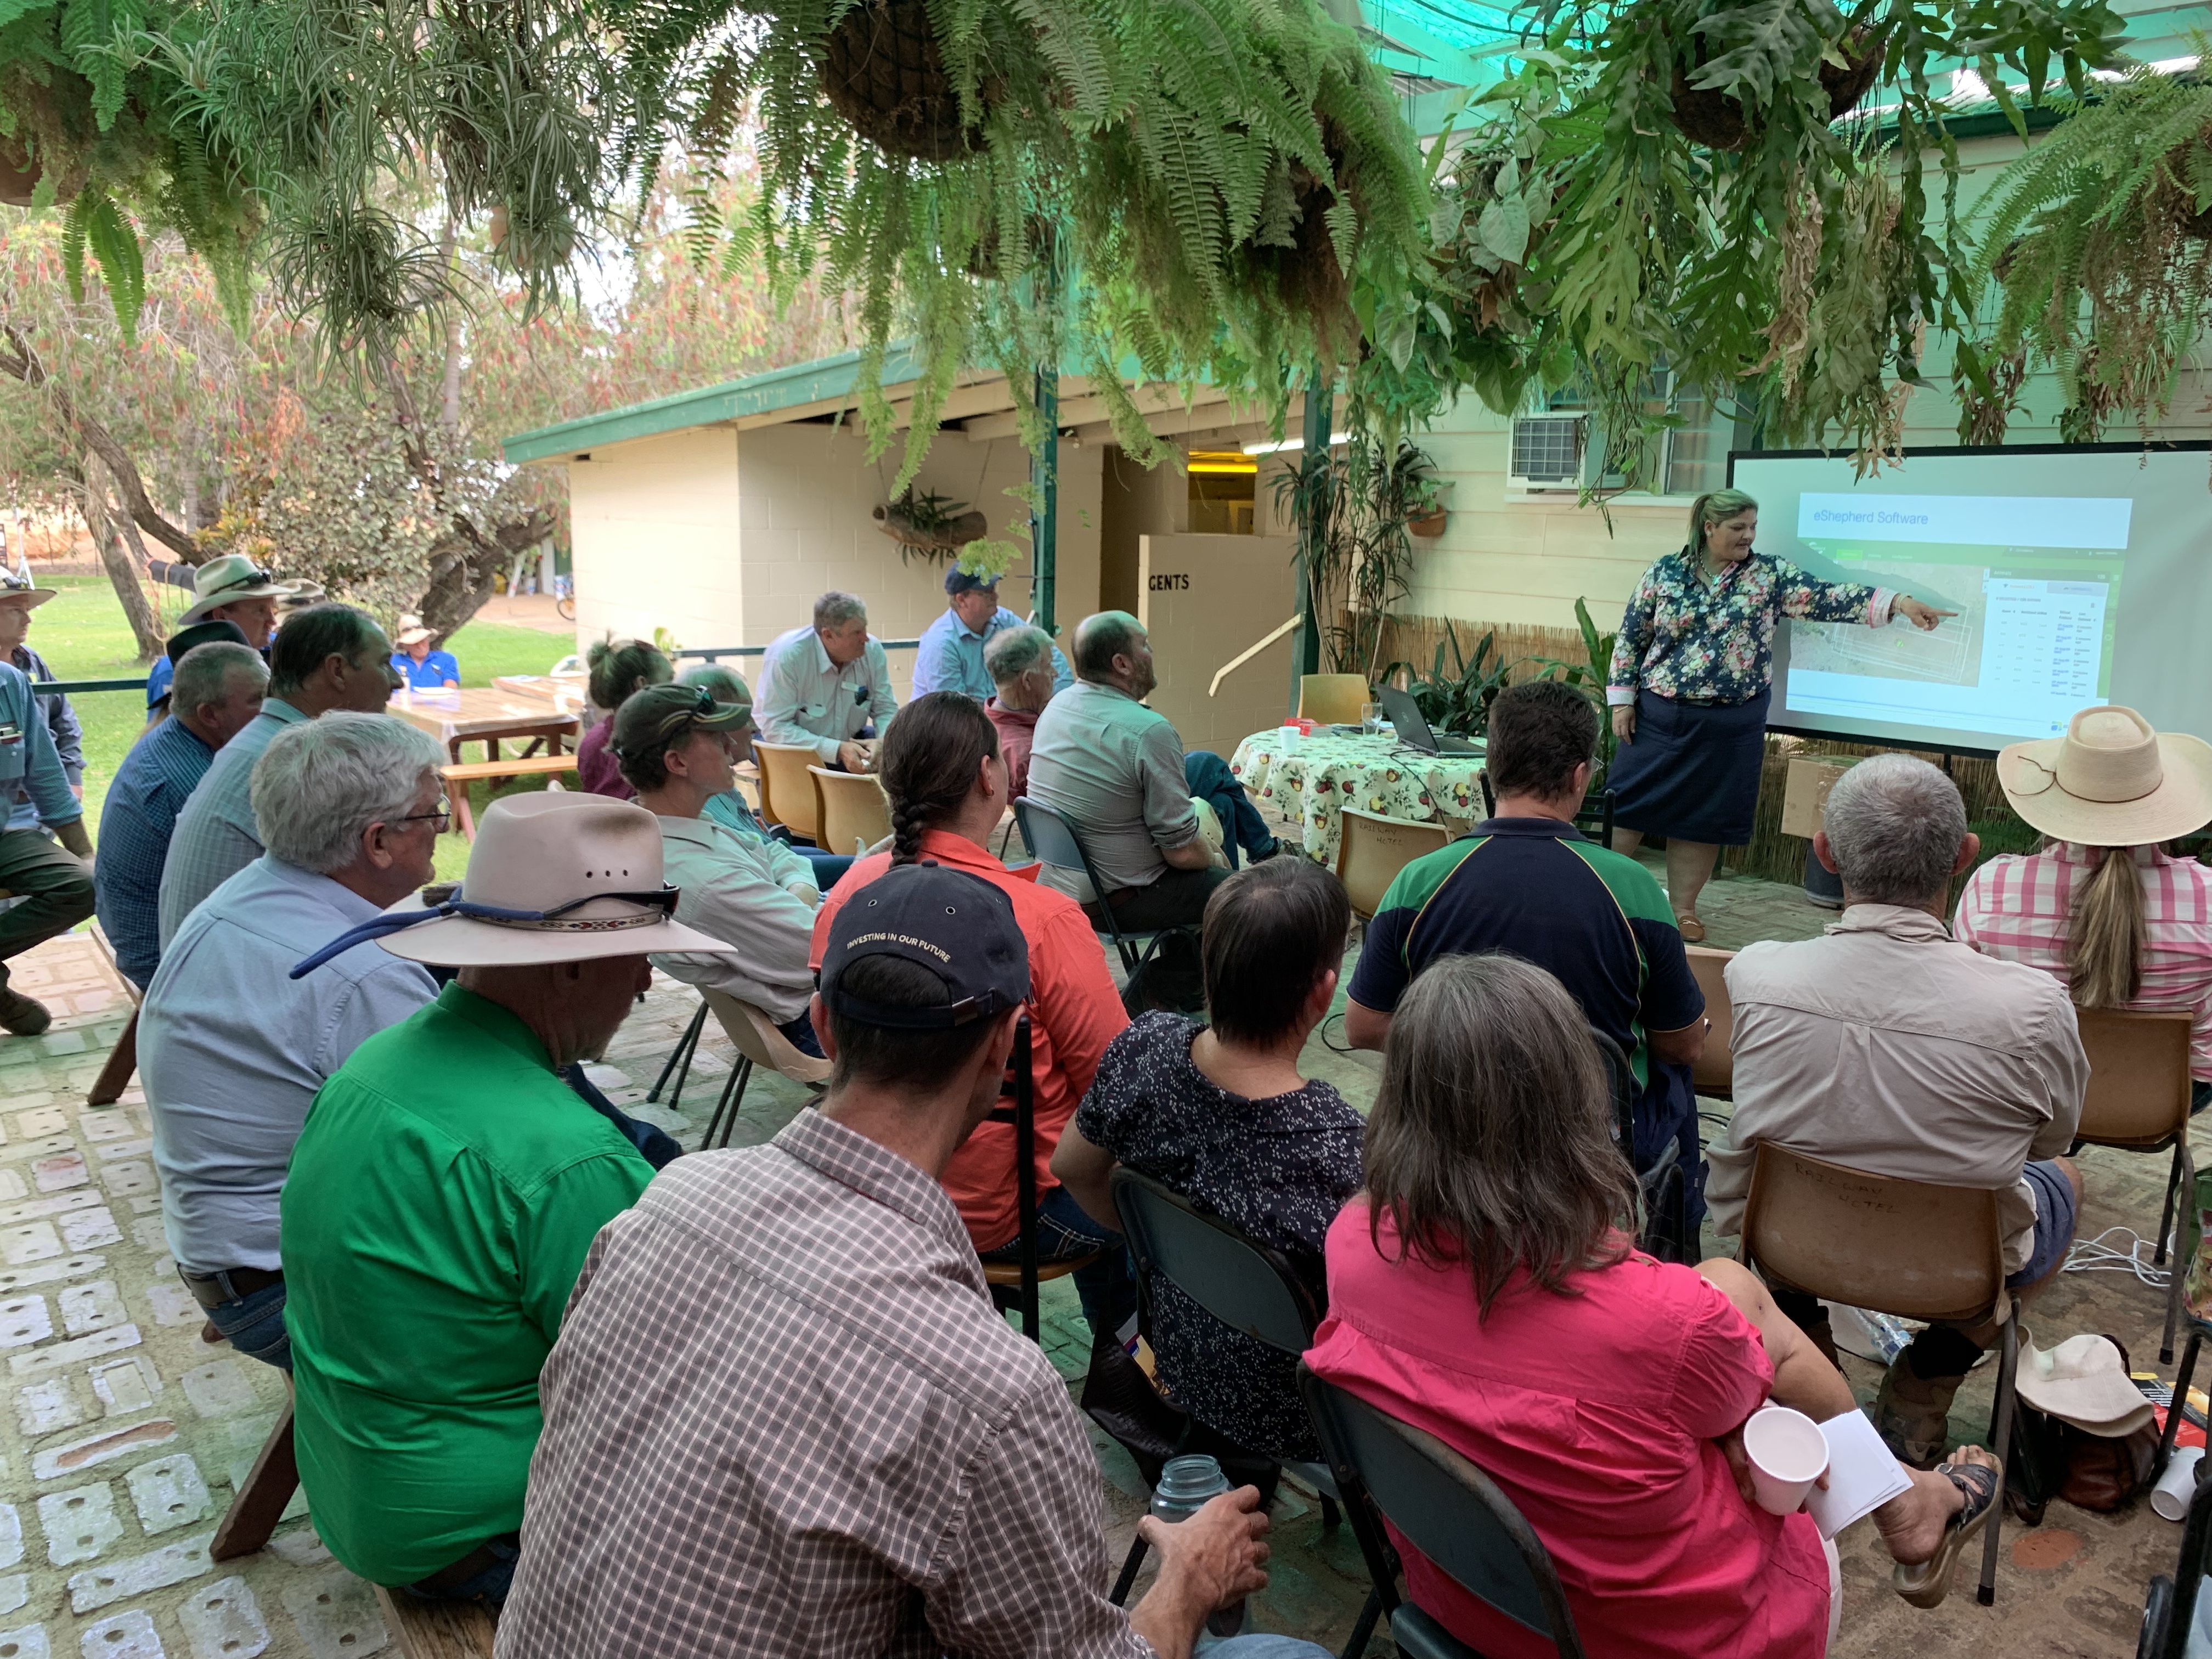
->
xmin=1289 ymin=364 xmax=1331 ymax=711
xmin=1031 ymin=368 xmax=1058 ymax=639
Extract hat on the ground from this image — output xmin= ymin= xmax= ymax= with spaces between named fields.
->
xmin=944 ymin=568 xmax=997 ymax=597
xmin=0 ymin=571 xmax=56 ymax=609
xmin=393 ymin=613 xmax=434 ymax=647
xmin=179 ymin=554 xmax=311 ymax=623
xmin=1996 ymin=705 xmax=2212 ymax=848
xmin=819 ymin=862 xmax=1029 ymax=1029
xmin=612 ymin=682 xmax=752 ymax=765
xmin=2015 ymin=1333 xmax=2154 ymax=1435
xmin=288 ymin=792 xmax=729 ymax=974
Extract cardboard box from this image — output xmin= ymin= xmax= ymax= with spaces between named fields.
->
xmin=1781 ymin=757 xmax=1856 ymax=839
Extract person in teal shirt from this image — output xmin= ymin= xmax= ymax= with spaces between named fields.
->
xmin=280 ymin=789 xmax=732 ymax=1606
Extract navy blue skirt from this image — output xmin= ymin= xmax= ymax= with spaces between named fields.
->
xmin=1607 ymin=688 xmax=1770 ymax=846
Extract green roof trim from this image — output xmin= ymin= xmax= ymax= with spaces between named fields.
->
xmin=502 ymin=342 xmax=926 ymax=464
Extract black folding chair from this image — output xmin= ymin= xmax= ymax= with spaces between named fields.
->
xmin=1590 ymin=1026 xmax=1689 ymax=1262
xmin=2138 ymin=1450 xmax=2212 ymax=1659
xmin=980 ymin=1017 xmax=1097 ymax=1342
xmin=1300 ymin=1364 xmax=1587 ymax=1659
xmin=1104 ymin=1170 xmax=1343 ymax=1613
xmin=1016 ymin=797 xmax=1195 ymax=981
xmin=647 ymin=999 xmax=709 ymax=1110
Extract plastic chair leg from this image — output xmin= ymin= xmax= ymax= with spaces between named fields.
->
xmin=1109 ymin=1534 xmax=1147 ymax=1606
xmin=1978 ymin=1306 xmax=2022 ymax=1606
xmin=2166 ymin=1140 xmax=2196 ymax=1364
xmin=2159 ymin=1140 xmax=2186 ymax=1268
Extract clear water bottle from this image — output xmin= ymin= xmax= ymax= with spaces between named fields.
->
xmin=1148 ymin=1454 xmax=1246 ymax=1638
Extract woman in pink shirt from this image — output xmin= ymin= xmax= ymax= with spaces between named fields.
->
xmin=1305 ymin=954 xmax=1999 ymax=1657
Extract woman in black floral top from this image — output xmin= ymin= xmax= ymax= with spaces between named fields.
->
xmin=1605 ymin=488 xmax=1954 ymax=939
xmin=1053 ymin=857 xmax=1364 ymax=1460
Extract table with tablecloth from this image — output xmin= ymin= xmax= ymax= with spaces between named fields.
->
xmin=1227 ymin=727 xmax=1487 ymax=864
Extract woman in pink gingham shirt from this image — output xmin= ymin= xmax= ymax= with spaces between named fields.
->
xmin=1957 ymin=706 xmax=2212 ymax=1105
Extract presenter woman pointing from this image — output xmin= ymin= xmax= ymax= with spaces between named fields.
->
xmin=1606 ymin=489 xmax=1954 ymax=940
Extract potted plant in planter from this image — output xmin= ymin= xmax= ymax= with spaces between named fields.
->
xmin=1406 ymin=473 xmax=1451 ymax=538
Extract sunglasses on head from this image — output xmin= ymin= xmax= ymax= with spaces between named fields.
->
xmin=213 ymin=564 xmax=277 ymax=595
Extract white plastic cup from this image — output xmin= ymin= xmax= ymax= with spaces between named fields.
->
xmin=1278 ymin=723 xmax=1302 ymax=755
xmin=1743 ymin=1404 xmax=1830 ymax=1516
xmin=2153 ymin=1444 xmax=2204 ymax=1521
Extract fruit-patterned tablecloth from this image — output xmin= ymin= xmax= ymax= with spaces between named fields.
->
xmin=1228 ymin=728 xmax=1487 ymax=864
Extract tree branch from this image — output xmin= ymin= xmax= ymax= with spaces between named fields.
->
xmin=0 ymin=323 xmax=199 ymax=561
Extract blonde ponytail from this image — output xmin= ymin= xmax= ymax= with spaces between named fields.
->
xmin=2067 ymin=845 xmax=2148 ymax=1009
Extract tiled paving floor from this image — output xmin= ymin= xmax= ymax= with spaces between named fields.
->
xmin=0 ymin=830 xmax=2191 ymax=1657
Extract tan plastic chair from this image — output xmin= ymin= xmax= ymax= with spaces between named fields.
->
xmin=811 ymin=765 xmax=892 ymax=857
xmin=1335 ymin=806 xmax=1450 ymax=920
xmin=1298 ymin=674 xmax=1372 ymax=727
xmin=1685 ymin=944 xmax=1735 ymax=1098
xmin=2073 ymin=1008 xmax=2196 ymax=1361
xmin=699 ymin=989 xmax=832 ymax=1149
xmin=1739 ymin=1141 xmax=2019 ymax=1607
xmin=752 ymin=742 xmax=823 ymax=840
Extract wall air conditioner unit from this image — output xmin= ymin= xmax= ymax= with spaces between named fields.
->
xmin=1507 ymin=413 xmax=1588 ymax=491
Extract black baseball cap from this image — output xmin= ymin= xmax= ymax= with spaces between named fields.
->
xmin=944 ymin=568 xmax=998 ymax=596
xmin=166 ymin=619 xmax=251 ymax=665
xmin=819 ymin=863 xmax=1030 ymax=1029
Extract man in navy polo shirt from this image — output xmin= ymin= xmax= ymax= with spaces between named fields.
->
xmin=1345 ymin=678 xmax=1709 ymax=1224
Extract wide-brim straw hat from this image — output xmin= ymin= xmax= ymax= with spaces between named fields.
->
xmin=356 ymin=793 xmax=731 ymax=968
xmin=393 ymin=613 xmax=435 ymax=647
xmin=179 ymin=553 xmax=313 ymax=624
xmin=2015 ymin=1333 xmax=2154 ymax=1436
xmin=0 ymin=572 xmax=56 ymax=608
xmin=1996 ymin=705 xmax=2212 ymax=848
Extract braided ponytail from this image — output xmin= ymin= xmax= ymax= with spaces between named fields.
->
xmin=878 ymin=692 xmax=1000 ymax=866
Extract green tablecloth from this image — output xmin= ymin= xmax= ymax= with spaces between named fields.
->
xmin=1228 ymin=727 xmax=1486 ymax=864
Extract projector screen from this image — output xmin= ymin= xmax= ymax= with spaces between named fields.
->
xmin=1729 ymin=444 xmax=2210 ymax=755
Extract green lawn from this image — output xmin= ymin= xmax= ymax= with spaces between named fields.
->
xmin=25 ymin=574 xmax=575 ymax=883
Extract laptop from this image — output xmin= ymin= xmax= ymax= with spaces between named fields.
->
xmin=1379 ymin=686 xmax=1481 ymax=754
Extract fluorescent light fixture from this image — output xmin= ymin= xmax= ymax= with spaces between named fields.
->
xmin=1240 ymin=432 xmax=1351 ymax=456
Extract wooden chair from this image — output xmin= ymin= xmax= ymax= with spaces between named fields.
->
xmin=84 ymin=922 xmax=141 ymax=1107
xmin=1684 ymin=944 xmax=1735 ymax=1099
xmin=698 ymin=990 xmax=832 ymax=1149
xmin=810 ymin=766 xmax=891 ymax=857
xmin=1335 ymin=807 xmax=1451 ymax=921
xmin=210 ymin=1400 xmax=297 ymax=1562
xmin=1298 ymin=674 xmax=1371 ymax=726
xmin=2071 ymin=1008 xmax=2196 ymax=1362
xmin=438 ymin=753 xmax=578 ymax=840
xmin=752 ymin=742 xmax=823 ymax=840
xmin=979 ymin=1017 xmax=1098 ymax=1341
xmin=1738 ymin=1142 xmax=2021 ymax=1607
xmin=372 ymin=1587 xmax=496 ymax=1658
xmin=1300 ymin=1363 xmax=1586 ymax=1659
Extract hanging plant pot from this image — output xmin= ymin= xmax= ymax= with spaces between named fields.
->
xmin=1667 ymin=29 xmax=1886 ymax=151
xmin=1407 ymin=506 xmax=1448 ymax=538
xmin=820 ymin=0 xmax=995 ymax=163
xmin=874 ymin=499 xmax=989 ymax=552
xmin=1243 ymin=118 xmax=1363 ymax=362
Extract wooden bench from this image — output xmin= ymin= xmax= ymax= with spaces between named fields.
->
xmin=439 ymin=754 xmax=579 ymax=840
xmin=373 ymin=1587 xmax=498 ymax=1658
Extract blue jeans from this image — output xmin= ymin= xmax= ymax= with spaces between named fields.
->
xmin=2007 ymin=1158 xmax=2079 ymax=1289
xmin=400 ymin=1532 xmax=520 ymax=1609
xmin=1183 ymin=752 xmax=1274 ymax=868
xmin=979 ymin=1184 xmax=1138 ymax=1341
xmin=796 ymin=847 xmax=855 ymax=889
xmin=193 ymin=1271 xmax=291 ymax=1373
xmin=778 ymin=1011 xmax=826 ymax=1059
xmin=1203 ymin=1639 xmax=1331 ymax=1657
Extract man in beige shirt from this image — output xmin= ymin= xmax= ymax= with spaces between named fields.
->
xmin=1708 ymin=753 xmax=2086 ymax=1467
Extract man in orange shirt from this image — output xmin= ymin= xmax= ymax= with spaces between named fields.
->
xmin=811 ymin=692 xmax=1133 ymax=1340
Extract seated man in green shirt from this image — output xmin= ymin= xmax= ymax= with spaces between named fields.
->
xmin=280 ymin=789 xmax=731 ymax=1607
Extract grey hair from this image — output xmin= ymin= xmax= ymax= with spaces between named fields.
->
xmin=1820 ymin=752 xmax=1968 ymax=905
xmin=813 ymin=591 xmax=867 ymax=630
xmin=172 ymin=641 xmax=267 ymax=716
xmin=251 ymin=712 xmax=445 ymax=874
xmin=984 ymin=624 xmax=1052 ymax=687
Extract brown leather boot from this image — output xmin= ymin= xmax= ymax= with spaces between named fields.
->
xmin=1874 ymin=1359 xmax=1962 ymax=1470
xmin=0 ymin=988 xmax=50 ymax=1037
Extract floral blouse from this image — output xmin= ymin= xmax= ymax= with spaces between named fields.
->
xmin=1607 ymin=550 xmax=1895 ymax=707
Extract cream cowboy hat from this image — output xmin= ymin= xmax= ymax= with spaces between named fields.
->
xmin=179 ymin=554 xmax=313 ymax=624
xmin=0 ymin=571 xmax=57 ymax=609
xmin=288 ymin=792 xmax=730 ymax=973
xmin=393 ymin=613 xmax=435 ymax=647
xmin=2013 ymin=1333 xmax=2154 ymax=1436
xmin=1996 ymin=706 xmax=2212 ymax=848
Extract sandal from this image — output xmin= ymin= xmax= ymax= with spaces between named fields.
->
xmin=1675 ymin=913 xmax=1706 ymax=942
xmin=1892 ymin=1457 xmax=2001 ymax=1610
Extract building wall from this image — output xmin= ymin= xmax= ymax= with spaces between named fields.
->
xmin=1139 ymin=532 xmax=1300 ymax=751
xmin=568 ymin=426 xmax=744 ymax=652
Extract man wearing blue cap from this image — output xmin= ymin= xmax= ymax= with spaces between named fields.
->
xmin=503 ymin=861 xmax=1322 ymax=1659
xmin=912 ymin=568 xmax=1072 ymax=702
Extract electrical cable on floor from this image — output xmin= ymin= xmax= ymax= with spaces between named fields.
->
xmin=2063 ymin=1224 xmax=2172 ymax=1288
xmin=1316 ymin=1009 xmax=1358 ymax=1056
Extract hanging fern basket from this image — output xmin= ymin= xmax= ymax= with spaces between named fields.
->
xmin=0 ymin=140 xmax=38 ymax=209
xmin=873 ymin=500 xmax=991 ymax=552
xmin=1667 ymin=30 xmax=1885 ymax=150
xmin=820 ymin=0 xmax=990 ymax=163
